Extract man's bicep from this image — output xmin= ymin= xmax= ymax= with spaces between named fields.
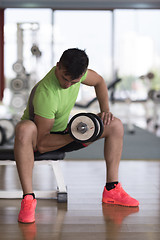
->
xmin=34 ymin=114 xmax=55 ymax=135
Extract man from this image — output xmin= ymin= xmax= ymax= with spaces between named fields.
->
xmin=14 ymin=48 xmax=139 ymax=224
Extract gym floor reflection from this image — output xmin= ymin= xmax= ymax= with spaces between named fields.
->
xmin=0 ymin=160 xmax=160 ymax=240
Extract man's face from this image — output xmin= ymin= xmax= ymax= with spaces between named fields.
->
xmin=55 ymin=63 xmax=82 ymax=89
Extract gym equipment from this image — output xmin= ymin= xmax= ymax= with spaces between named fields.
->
xmin=152 ymin=90 xmax=160 ymax=102
xmin=147 ymin=89 xmax=160 ymax=131
xmin=0 ymin=126 xmax=6 ymax=146
xmin=0 ymin=119 xmax=15 ymax=142
xmin=12 ymin=60 xmax=25 ymax=74
xmin=31 ymin=44 xmax=42 ymax=57
xmin=75 ymin=77 xmax=121 ymax=108
xmin=10 ymin=77 xmax=26 ymax=91
xmin=11 ymin=93 xmax=27 ymax=110
xmin=148 ymin=89 xmax=160 ymax=103
xmin=68 ymin=113 xmax=104 ymax=143
xmin=10 ymin=22 xmax=41 ymax=115
xmin=0 ymin=148 xmax=67 ymax=203
xmin=89 ymin=113 xmax=104 ymax=140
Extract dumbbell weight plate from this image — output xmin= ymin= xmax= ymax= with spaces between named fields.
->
xmin=12 ymin=61 xmax=24 ymax=74
xmin=10 ymin=78 xmax=25 ymax=91
xmin=88 ymin=113 xmax=104 ymax=140
xmin=68 ymin=113 xmax=98 ymax=143
xmin=11 ymin=94 xmax=26 ymax=109
xmin=0 ymin=126 xmax=6 ymax=146
xmin=0 ymin=119 xmax=15 ymax=142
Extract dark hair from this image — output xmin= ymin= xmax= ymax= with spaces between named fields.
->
xmin=59 ymin=48 xmax=89 ymax=79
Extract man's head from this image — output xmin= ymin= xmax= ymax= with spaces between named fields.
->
xmin=56 ymin=48 xmax=89 ymax=89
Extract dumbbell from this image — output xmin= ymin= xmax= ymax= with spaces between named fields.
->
xmin=68 ymin=113 xmax=104 ymax=143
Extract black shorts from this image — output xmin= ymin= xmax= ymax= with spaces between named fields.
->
xmin=50 ymin=131 xmax=87 ymax=153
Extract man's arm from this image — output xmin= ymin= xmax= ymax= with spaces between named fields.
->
xmin=34 ymin=115 xmax=73 ymax=153
xmin=82 ymin=69 xmax=114 ymax=125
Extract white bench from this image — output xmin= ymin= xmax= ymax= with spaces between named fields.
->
xmin=0 ymin=147 xmax=67 ymax=202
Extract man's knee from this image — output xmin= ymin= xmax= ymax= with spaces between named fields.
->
xmin=102 ymin=118 xmax=124 ymax=138
xmin=15 ymin=120 xmax=37 ymax=145
xmin=113 ymin=118 xmax=124 ymax=138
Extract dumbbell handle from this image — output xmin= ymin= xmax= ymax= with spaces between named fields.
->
xmin=77 ymin=122 xmax=88 ymax=134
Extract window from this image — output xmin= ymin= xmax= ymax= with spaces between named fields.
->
xmin=114 ymin=10 xmax=160 ymax=99
xmin=53 ymin=10 xmax=112 ymax=80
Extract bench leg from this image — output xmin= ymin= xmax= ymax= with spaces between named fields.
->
xmin=0 ymin=160 xmax=67 ymax=202
xmin=49 ymin=161 xmax=67 ymax=203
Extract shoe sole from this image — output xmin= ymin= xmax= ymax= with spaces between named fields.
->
xmin=102 ymin=197 xmax=139 ymax=207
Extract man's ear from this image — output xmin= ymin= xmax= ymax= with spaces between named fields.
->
xmin=81 ymin=69 xmax=87 ymax=77
xmin=56 ymin=62 xmax=61 ymax=69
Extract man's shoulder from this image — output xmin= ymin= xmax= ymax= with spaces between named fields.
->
xmin=37 ymin=67 xmax=58 ymax=91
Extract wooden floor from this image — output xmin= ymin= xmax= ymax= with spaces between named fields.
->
xmin=0 ymin=160 xmax=160 ymax=240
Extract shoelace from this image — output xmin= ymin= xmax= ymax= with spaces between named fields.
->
xmin=114 ymin=184 xmax=130 ymax=198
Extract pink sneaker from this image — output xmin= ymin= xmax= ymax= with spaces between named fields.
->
xmin=102 ymin=183 xmax=139 ymax=207
xmin=18 ymin=195 xmax=37 ymax=223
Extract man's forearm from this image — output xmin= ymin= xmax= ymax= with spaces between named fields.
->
xmin=37 ymin=133 xmax=73 ymax=153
